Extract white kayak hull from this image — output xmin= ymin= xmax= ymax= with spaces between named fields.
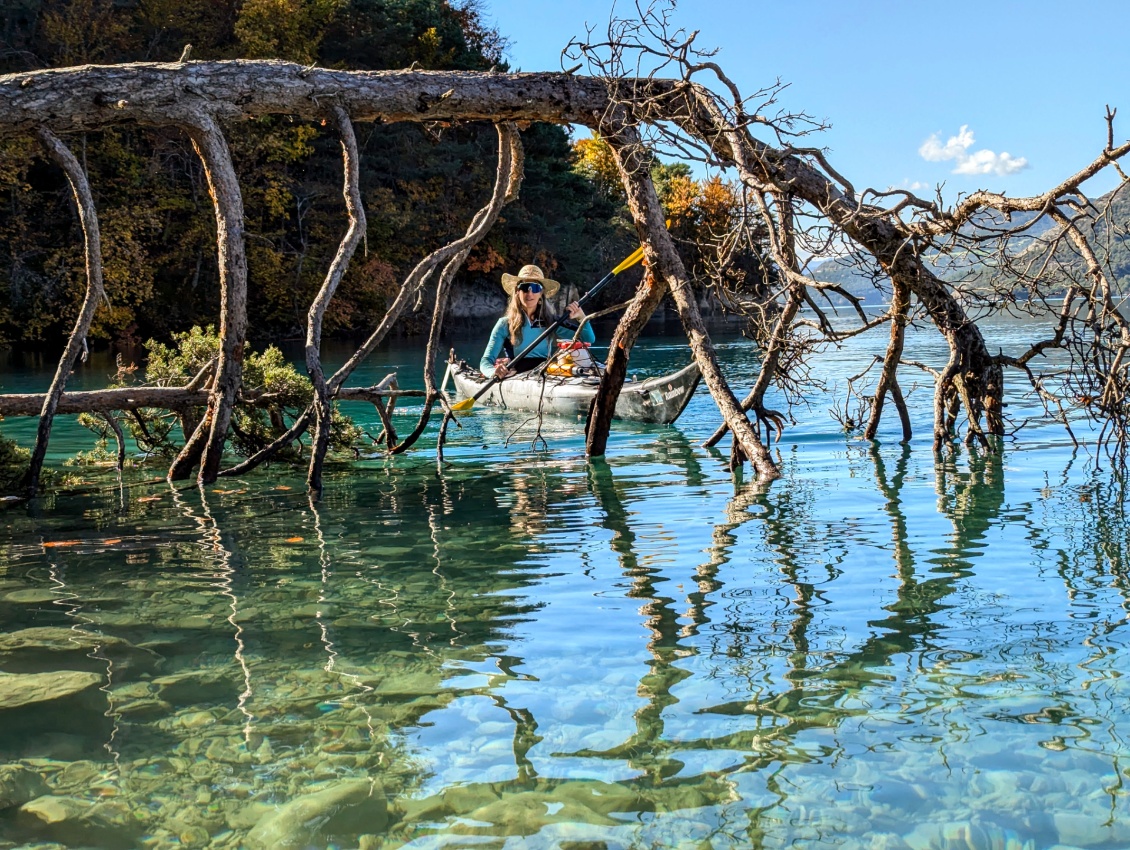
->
xmin=451 ymin=361 xmax=701 ymax=425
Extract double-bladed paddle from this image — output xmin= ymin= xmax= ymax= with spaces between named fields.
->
xmin=449 ymin=246 xmax=646 ymax=412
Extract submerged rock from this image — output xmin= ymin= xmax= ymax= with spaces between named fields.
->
xmin=467 ymin=790 xmax=624 ymax=832
xmin=396 ymin=782 xmax=502 ymax=825
xmin=0 ymin=765 xmax=49 ymax=810
xmin=0 ymin=627 xmax=162 ymax=674
xmin=225 ymin=801 xmax=274 ymax=830
xmin=869 ymin=834 xmax=913 ymax=850
xmin=1054 ymin=811 xmax=1130 ymax=847
xmin=904 ymin=820 xmax=1036 ymax=850
xmin=52 ymin=761 xmax=104 ymax=795
xmin=114 ymin=696 xmax=171 ymax=719
xmin=16 ymin=734 xmax=90 ymax=762
xmin=2 ymin=589 xmax=59 ymax=604
xmin=554 ymin=779 xmax=654 ymax=819
xmin=17 ymin=795 xmax=142 ymax=849
xmin=244 ymin=779 xmax=387 ymax=849
xmin=149 ymin=667 xmax=240 ymax=704
xmin=0 ymin=671 xmax=101 ymax=711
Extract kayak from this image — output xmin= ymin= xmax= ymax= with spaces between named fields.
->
xmin=449 ymin=360 xmax=701 ymax=425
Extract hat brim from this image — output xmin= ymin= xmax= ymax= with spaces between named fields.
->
xmin=501 ymin=274 xmax=560 ymax=298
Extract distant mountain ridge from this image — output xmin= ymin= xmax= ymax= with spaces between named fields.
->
xmin=1010 ymin=187 xmax=1130 ymax=287
xmin=810 ymin=194 xmax=1129 ymax=303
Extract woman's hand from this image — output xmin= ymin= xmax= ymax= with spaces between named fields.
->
xmin=493 ymin=357 xmax=512 ymax=378
xmin=566 ymin=301 xmax=584 ymax=321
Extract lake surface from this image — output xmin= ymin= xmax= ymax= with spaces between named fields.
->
xmin=1 ymin=316 xmax=1128 ymax=849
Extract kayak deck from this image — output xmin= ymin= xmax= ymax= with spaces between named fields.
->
xmin=450 ymin=360 xmax=700 ymax=425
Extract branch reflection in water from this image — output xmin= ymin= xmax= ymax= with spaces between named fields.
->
xmin=306 ymin=492 xmax=378 ymax=743
xmin=45 ymin=553 xmax=124 ymax=785
xmin=9 ymin=398 xmax=1130 ymax=847
xmin=172 ymin=483 xmax=256 ymax=742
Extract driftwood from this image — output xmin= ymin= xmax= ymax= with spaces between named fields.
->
xmin=585 ymin=128 xmax=669 ymax=457
xmin=165 ymin=114 xmax=248 ymax=483
xmin=388 ymin=122 xmax=522 ymax=457
xmin=0 ymin=61 xmax=788 ymax=488
xmin=590 ymin=125 xmax=777 ymax=478
xmin=568 ymin=7 xmax=1130 ymax=465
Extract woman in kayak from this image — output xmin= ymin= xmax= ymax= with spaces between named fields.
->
xmin=479 ymin=264 xmax=594 ymax=378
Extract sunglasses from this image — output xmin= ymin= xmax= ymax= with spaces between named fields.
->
xmin=516 ymin=282 xmax=543 ymax=294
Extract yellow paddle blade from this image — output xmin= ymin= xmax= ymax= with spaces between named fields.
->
xmin=609 ymin=223 xmax=668 ymax=276
xmin=611 ymin=246 xmax=645 ymax=276
xmin=450 ymin=396 xmax=475 ymax=412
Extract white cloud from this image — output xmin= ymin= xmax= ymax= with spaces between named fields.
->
xmin=918 ymin=125 xmax=1029 ymax=176
xmin=920 ymin=125 xmax=976 ymax=163
xmin=953 ymin=149 xmax=1029 ymax=176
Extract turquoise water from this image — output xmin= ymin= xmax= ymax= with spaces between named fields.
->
xmin=1 ymin=317 xmax=1128 ymax=849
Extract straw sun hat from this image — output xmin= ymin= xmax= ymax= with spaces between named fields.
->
xmin=501 ymin=264 xmax=560 ymax=298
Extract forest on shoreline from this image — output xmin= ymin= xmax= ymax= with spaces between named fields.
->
xmin=0 ymin=0 xmax=761 ymax=351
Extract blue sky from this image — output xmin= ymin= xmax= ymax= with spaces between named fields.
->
xmin=485 ymin=0 xmax=1130 ymax=203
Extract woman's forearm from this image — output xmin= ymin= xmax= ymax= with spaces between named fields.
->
xmin=480 ymin=320 xmax=507 ymax=373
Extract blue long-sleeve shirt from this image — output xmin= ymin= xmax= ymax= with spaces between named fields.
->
xmin=479 ymin=314 xmax=596 ymax=373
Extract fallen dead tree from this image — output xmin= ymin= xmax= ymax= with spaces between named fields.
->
xmin=569 ymin=5 xmax=1130 ymax=466
xmin=1 ymin=58 xmax=786 ymax=495
xmin=2 ymin=19 xmax=1129 ymax=497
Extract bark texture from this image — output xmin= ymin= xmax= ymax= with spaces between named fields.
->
xmin=167 ymin=114 xmax=247 ymax=484
xmin=388 ymin=123 xmax=522 ymax=457
xmin=585 ymin=129 xmax=670 ymax=457
xmin=607 ymin=128 xmax=778 ymax=482
xmin=306 ymin=105 xmax=366 ymax=496
xmin=22 ymin=128 xmax=107 ymax=497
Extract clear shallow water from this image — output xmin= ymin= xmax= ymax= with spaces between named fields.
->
xmin=1 ymin=317 xmax=1129 ymax=849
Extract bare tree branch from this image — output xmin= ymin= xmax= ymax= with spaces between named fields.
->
xmin=23 ymin=128 xmax=107 ymax=497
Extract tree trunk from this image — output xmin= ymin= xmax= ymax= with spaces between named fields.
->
xmin=608 ymin=126 xmax=779 ymax=483
xmin=168 ymin=114 xmax=247 ymax=484
xmin=0 ymin=63 xmax=615 ymax=135
xmin=666 ymin=83 xmax=1006 ymax=444
xmin=388 ymin=123 xmax=521 ymax=457
xmin=0 ymin=63 xmax=1002 ymax=456
xmin=586 ymin=128 xmax=669 ymax=457
xmin=22 ymin=128 xmax=106 ymax=497
xmin=7 ymin=61 xmax=1127 ymax=480
xmin=306 ymin=106 xmax=366 ymax=496
xmin=864 ymin=278 xmax=913 ymax=443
